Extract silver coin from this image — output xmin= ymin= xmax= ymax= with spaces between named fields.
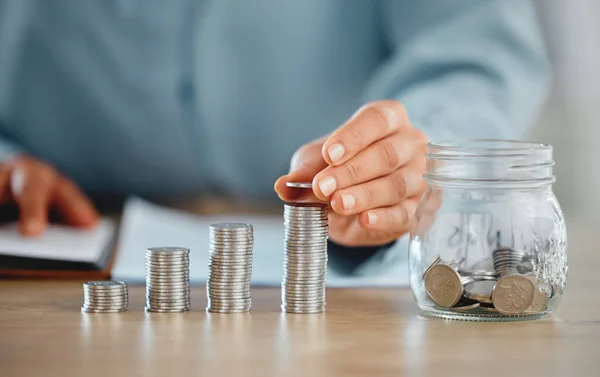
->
xmin=146 ymin=288 xmax=190 ymax=294
xmin=449 ymin=302 xmax=480 ymax=312
xmin=84 ymin=281 xmax=127 ymax=288
xmin=210 ymin=223 xmax=252 ymax=231
xmin=282 ymin=284 xmax=326 ymax=290
xmin=282 ymin=292 xmax=325 ymax=299
xmin=464 ymin=280 xmax=496 ymax=303
xmin=84 ymin=291 xmax=128 ymax=297
xmin=282 ymin=297 xmax=325 ymax=308
xmin=421 ymin=255 xmax=442 ymax=279
xmin=285 ymin=181 xmax=313 ymax=189
xmin=282 ymin=278 xmax=326 ymax=284
xmin=208 ymin=298 xmax=251 ymax=304
xmin=284 ymin=256 xmax=328 ymax=263
xmin=208 ymin=306 xmax=252 ymax=312
xmin=208 ymin=256 xmax=253 ymax=263
xmin=145 ymin=306 xmax=190 ymax=311
xmin=145 ymin=307 xmax=191 ymax=312
xmin=145 ymin=258 xmax=190 ymax=264
xmin=207 ymin=281 xmax=250 ymax=286
xmin=146 ymin=288 xmax=191 ymax=294
xmin=81 ymin=307 xmax=126 ymax=314
xmin=208 ymin=301 xmax=251 ymax=307
xmin=146 ymin=272 xmax=190 ymax=278
xmin=146 ymin=247 xmax=190 ymax=254
xmin=283 ymin=265 xmax=327 ymax=272
xmin=458 ymin=269 xmax=498 ymax=277
xmin=84 ymin=297 xmax=128 ymax=303
xmin=209 ymin=239 xmax=253 ymax=245
xmin=281 ymin=307 xmax=325 ymax=314
xmin=207 ymin=283 xmax=250 ymax=289
xmin=207 ymin=279 xmax=251 ymax=285
xmin=208 ymin=291 xmax=251 ymax=297
xmin=283 ymin=271 xmax=327 ymax=278
xmin=146 ymin=252 xmax=190 ymax=257
xmin=82 ymin=303 xmax=127 ymax=309
xmin=146 ymin=302 xmax=191 ymax=308
xmin=208 ymin=292 xmax=251 ymax=298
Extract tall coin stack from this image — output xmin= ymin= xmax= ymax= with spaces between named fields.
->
xmin=206 ymin=223 xmax=254 ymax=313
xmin=145 ymin=247 xmax=191 ymax=313
xmin=81 ymin=281 xmax=128 ymax=313
xmin=282 ymin=202 xmax=328 ymax=314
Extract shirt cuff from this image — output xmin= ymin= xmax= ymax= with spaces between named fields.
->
xmin=327 ymin=239 xmax=398 ymax=276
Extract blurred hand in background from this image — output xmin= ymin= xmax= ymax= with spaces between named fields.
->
xmin=275 ymin=100 xmax=427 ymax=247
xmin=0 ymin=156 xmax=98 ymax=237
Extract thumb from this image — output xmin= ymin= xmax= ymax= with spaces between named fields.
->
xmin=274 ymin=140 xmax=328 ymax=202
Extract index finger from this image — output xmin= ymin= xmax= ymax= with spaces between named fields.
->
xmin=322 ymin=100 xmax=407 ymax=166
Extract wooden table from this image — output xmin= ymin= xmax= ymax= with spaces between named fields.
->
xmin=1 ymin=219 xmax=599 ymax=377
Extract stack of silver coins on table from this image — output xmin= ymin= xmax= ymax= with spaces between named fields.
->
xmin=281 ymin=202 xmax=329 ymax=314
xmin=206 ymin=223 xmax=254 ymax=313
xmin=423 ymin=249 xmax=552 ymax=315
xmin=145 ymin=247 xmax=191 ymax=313
xmin=81 ymin=281 xmax=128 ymax=313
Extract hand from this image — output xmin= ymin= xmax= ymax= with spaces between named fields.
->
xmin=0 ymin=155 xmax=99 ymax=237
xmin=275 ymin=100 xmax=428 ymax=247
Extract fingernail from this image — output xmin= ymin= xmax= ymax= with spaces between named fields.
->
xmin=327 ymin=143 xmax=345 ymax=163
xmin=318 ymin=176 xmax=337 ymax=197
xmin=367 ymin=212 xmax=378 ymax=225
xmin=340 ymin=193 xmax=355 ymax=210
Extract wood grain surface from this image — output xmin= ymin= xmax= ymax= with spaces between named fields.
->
xmin=0 ymin=219 xmax=598 ymax=377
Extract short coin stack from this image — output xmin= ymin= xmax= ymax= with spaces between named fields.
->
xmin=206 ymin=223 xmax=254 ymax=313
xmin=281 ymin=202 xmax=328 ymax=314
xmin=145 ymin=247 xmax=191 ymax=313
xmin=81 ymin=281 xmax=128 ymax=313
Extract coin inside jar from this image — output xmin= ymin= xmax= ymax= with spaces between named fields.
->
xmin=491 ymin=274 xmax=535 ymax=315
xmin=424 ymin=264 xmax=466 ymax=308
xmin=463 ymin=280 xmax=496 ymax=304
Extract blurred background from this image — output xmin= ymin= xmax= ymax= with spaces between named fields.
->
xmin=532 ymin=0 xmax=599 ymax=219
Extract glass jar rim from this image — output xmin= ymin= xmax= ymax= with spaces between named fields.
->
xmin=427 ymin=139 xmax=552 ymax=153
xmin=424 ymin=139 xmax=555 ymax=188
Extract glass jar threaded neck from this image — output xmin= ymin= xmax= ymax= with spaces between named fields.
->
xmin=424 ymin=139 xmax=555 ymax=189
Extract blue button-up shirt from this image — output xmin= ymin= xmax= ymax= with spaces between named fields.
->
xmin=0 ymin=0 xmax=550 ymax=200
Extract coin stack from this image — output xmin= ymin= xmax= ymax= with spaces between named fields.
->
xmin=281 ymin=202 xmax=328 ymax=314
xmin=145 ymin=247 xmax=191 ymax=313
xmin=81 ymin=281 xmax=128 ymax=313
xmin=492 ymin=248 xmax=528 ymax=276
xmin=206 ymin=223 xmax=254 ymax=313
xmin=423 ymin=252 xmax=550 ymax=316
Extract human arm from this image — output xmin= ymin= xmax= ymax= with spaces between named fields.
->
xmin=277 ymin=0 xmax=550 ymax=275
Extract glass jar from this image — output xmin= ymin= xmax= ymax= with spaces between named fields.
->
xmin=409 ymin=140 xmax=568 ymax=321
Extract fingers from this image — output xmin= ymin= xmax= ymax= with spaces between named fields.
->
xmin=357 ymin=197 xmax=419 ymax=233
xmin=11 ymin=162 xmax=56 ymax=237
xmin=321 ymin=100 xmax=407 ymax=166
xmin=53 ymin=178 xmax=99 ymax=227
xmin=274 ymin=137 xmax=328 ymax=203
xmin=329 ymin=166 xmax=426 ymax=216
xmin=313 ymin=133 xmax=416 ymax=199
xmin=0 ymin=164 xmax=11 ymax=203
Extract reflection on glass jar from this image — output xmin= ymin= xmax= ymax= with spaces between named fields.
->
xmin=409 ymin=140 xmax=568 ymax=321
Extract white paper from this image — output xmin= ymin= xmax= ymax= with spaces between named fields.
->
xmin=112 ymin=197 xmax=409 ymax=287
xmin=0 ymin=219 xmax=116 ymax=262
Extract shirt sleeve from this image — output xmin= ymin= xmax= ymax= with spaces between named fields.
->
xmin=329 ymin=0 xmax=551 ymax=277
xmin=0 ymin=134 xmax=21 ymax=162
xmin=363 ymin=0 xmax=551 ymax=141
